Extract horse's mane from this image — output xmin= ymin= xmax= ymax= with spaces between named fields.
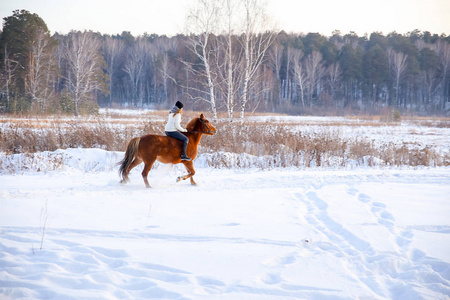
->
xmin=186 ymin=117 xmax=199 ymax=132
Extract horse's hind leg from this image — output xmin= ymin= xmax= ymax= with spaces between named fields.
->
xmin=128 ymin=157 xmax=142 ymax=172
xmin=142 ymin=158 xmax=156 ymax=188
xmin=121 ymin=158 xmax=142 ymax=184
xmin=177 ymin=161 xmax=196 ymax=185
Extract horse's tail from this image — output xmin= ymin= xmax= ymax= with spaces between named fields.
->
xmin=118 ymin=137 xmax=141 ymax=183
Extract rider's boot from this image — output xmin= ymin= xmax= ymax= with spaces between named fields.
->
xmin=181 ymin=143 xmax=191 ymax=161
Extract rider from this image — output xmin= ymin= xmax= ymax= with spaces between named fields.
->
xmin=165 ymin=101 xmax=191 ymax=161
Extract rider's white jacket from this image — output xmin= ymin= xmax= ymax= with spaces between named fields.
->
xmin=165 ymin=113 xmax=187 ymax=132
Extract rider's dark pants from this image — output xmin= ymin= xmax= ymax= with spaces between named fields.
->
xmin=165 ymin=131 xmax=189 ymax=156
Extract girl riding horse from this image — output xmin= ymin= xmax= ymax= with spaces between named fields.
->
xmin=165 ymin=101 xmax=191 ymax=161
xmin=118 ymin=112 xmax=216 ymax=188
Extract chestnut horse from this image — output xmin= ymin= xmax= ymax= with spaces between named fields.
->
xmin=118 ymin=113 xmax=216 ymax=188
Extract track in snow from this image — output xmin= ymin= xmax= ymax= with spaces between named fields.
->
xmin=1 ymin=167 xmax=450 ymax=299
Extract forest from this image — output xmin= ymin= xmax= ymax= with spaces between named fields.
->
xmin=0 ymin=8 xmax=449 ymax=119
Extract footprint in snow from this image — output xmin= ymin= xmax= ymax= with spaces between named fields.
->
xmin=260 ymin=272 xmax=283 ymax=284
xmin=357 ymin=193 xmax=371 ymax=203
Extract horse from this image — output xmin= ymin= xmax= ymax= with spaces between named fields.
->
xmin=118 ymin=113 xmax=217 ymax=188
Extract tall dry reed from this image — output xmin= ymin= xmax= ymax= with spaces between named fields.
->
xmin=1 ymin=116 xmax=448 ymax=168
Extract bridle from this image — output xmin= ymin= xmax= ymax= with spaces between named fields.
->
xmin=188 ymin=118 xmax=214 ymax=134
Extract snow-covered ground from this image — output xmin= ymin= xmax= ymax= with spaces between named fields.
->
xmin=1 ymin=148 xmax=449 ymax=299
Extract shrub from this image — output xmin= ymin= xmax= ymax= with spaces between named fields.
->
xmin=393 ymin=110 xmax=401 ymax=122
xmin=1 ymin=114 xmax=448 ymax=169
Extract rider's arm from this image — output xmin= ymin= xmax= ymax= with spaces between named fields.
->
xmin=174 ymin=114 xmax=187 ymax=132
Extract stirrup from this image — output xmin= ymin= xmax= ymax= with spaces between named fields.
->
xmin=181 ymin=155 xmax=191 ymax=161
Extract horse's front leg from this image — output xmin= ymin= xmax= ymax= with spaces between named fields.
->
xmin=177 ymin=161 xmax=196 ymax=185
xmin=142 ymin=158 xmax=155 ymax=188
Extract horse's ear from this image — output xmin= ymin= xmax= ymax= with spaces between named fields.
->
xmin=200 ymin=113 xmax=205 ymax=119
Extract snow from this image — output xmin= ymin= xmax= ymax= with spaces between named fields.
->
xmin=1 ymin=148 xmax=450 ymax=299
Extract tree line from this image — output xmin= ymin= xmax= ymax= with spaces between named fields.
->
xmin=1 ymin=8 xmax=449 ymax=118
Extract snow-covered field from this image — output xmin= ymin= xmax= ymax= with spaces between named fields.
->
xmin=1 ymin=147 xmax=450 ymax=299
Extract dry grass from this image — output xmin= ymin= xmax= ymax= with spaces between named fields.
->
xmin=1 ymin=112 xmax=449 ymax=169
xmin=0 ymin=119 xmax=149 ymax=153
xmin=201 ymin=121 xmax=449 ymax=168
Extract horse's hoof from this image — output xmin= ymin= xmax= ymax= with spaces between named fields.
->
xmin=176 ymin=177 xmax=181 ymax=182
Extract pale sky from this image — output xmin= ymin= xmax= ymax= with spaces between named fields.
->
xmin=1 ymin=0 xmax=449 ymax=37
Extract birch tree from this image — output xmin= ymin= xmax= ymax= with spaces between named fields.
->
xmin=419 ymin=47 xmax=439 ymax=108
xmin=268 ymin=43 xmax=283 ymax=102
xmin=435 ymin=40 xmax=450 ymax=109
xmin=154 ymin=37 xmax=179 ymax=106
xmin=103 ymin=36 xmax=125 ymax=107
xmin=184 ymin=0 xmax=220 ymax=119
xmin=64 ymin=31 xmax=106 ymax=116
xmin=212 ymin=0 xmax=244 ymax=121
xmin=238 ymin=0 xmax=277 ymax=121
xmin=123 ymin=38 xmax=148 ymax=107
xmin=292 ymin=49 xmax=306 ymax=107
xmin=388 ymin=49 xmax=408 ymax=107
xmin=0 ymin=45 xmax=19 ymax=111
xmin=304 ymin=50 xmax=325 ymax=107
xmin=327 ymin=62 xmax=341 ymax=104
xmin=284 ymin=46 xmax=296 ymax=101
xmin=222 ymin=0 xmax=240 ymax=121
xmin=159 ymin=53 xmax=170 ymax=103
xmin=28 ymin=29 xmax=58 ymax=111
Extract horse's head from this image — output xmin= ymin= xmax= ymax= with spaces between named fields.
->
xmin=187 ymin=113 xmax=217 ymax=135
xmin=197 ymin=113 xmax=217 ymax=135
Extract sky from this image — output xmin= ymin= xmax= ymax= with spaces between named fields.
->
xmin=0 ymin=0 xmax=449 ymax=37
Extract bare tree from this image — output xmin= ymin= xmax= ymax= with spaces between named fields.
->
xmin=123 ymin=38 xmax=149 ymax=107
xmin=0 ymin=45 xmax=19 ymax=111
xmin=238 ymin=0 xmax=277 ymax=121
xmin=268 ymin=43 xmax=283 ymax=101
xmin=145 ymin=43 xmax=158 ymax=107
xmin=388 ymin=48 xmax=408 ymax=107
xmin=183 ymin=0 xmax=276 ymax=121
xmin=184 ymin=0 xmax=220 ymax=119
xmin=28 ymin=29 xmax=58 ymax=111
xmin=223 ymin=0 xmax=239 ymax=121
xmin=156 ymin=39 xmax=179 ymax=106
xmin=211 ymin=0 xmax=245 ymax=121
xmin=64 ymin=31 xmax=106 ymax=116
xmin=419 ymin=45 xmax=440 ymax=109
xmin=422 ymin=67 xmax=438 ymax=108
xmin=284 ymin=46 xmax=296 ymax=101
xmin=103 ymin=36 xmax=125 ymax=107
xmin=54 ymin=34 xmax=66 ymax=99
xmin=327 ymin=62 xmax=341 ymax=105
xmin=292 ymin=49 xmax=306 ymax=107
xmin=304 ymin=50 xmax=325 ymax=107
xmin=41 ymin=39 xmax=58 ymax=111
xmin=28 ymin=29 xmax=45 ymax=106
xmin=435 ymin=40 xmax=450 ymax=109
xmin=158 ymin=52 xmax=173 ymax=105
